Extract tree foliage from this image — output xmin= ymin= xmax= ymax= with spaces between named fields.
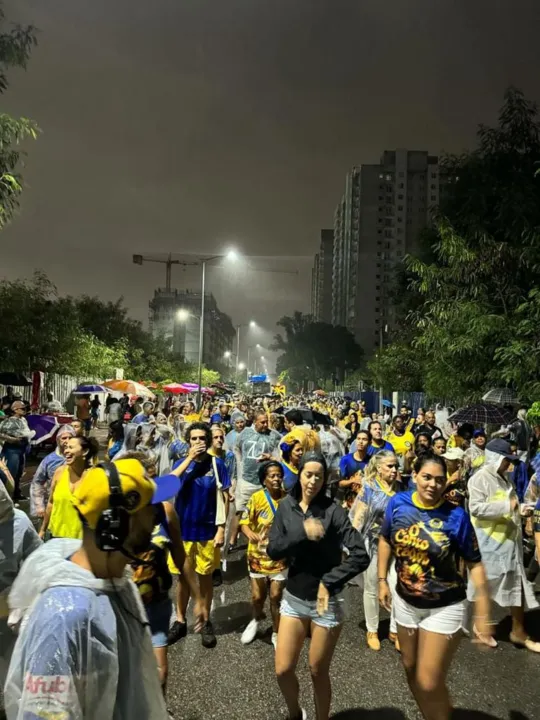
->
xmin=377 ymin=87 xmax=540 ymax=403
xmin=0 ymin=4 xmax=38 ymax=230
xmin=0 ymin=272 xmax=221 ymax=384
xmin=271 ymin=311 xmax=363 ymax=391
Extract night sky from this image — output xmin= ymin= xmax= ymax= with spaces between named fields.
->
xmin=3 ymin=0 xmax=540 ymax=369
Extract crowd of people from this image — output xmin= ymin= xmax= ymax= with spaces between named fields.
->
xmin=0 ymin=389 xmax=539 ymax=720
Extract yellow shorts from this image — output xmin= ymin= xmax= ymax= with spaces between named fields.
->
xmin=167 ymin=540 xmax=220 ymax=576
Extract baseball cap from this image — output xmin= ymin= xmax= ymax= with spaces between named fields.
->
xmin=72 ymin=458 xmax=180 ymax=530
xmin=11 ymin=401 xmax=26 ymax=411
xmin=485 ymin=438 xmax=519 ymax=464
xmin=442 ymin=448 xmax=465 ymax=461
xmin=473 ymin=429 xmax=486 ymax=438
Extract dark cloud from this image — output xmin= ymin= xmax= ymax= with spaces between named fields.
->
xmin=2 ymin=0 xmax=540 ymax=370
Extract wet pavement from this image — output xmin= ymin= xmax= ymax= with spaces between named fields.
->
xmin=165 ymin=547 xmax=540 ymax=720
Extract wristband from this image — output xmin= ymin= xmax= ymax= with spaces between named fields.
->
xmin=377 ymin=577 xmax=388 ymax=582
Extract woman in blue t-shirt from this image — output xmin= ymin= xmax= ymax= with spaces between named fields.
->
xmin=378 ymin=451 xmax=492 ymax=720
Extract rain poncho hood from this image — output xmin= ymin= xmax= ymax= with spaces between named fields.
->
xmin=5 ymin=538 xmax=168 ymax=720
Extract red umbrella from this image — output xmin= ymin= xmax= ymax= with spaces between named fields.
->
xmin=162 ymin=383 xmax=190 ymax=395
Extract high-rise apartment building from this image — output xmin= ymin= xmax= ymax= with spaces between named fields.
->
xmin=149 ymin=288 xmax=235 ymax=373
xmin=331 ymin=149 xmax=440 ymax=357
xmin=310 ymin=229 xmax=334 ymax=323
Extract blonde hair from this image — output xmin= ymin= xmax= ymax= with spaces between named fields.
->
xmin=363 ymin=450 xmax=398 ymax=487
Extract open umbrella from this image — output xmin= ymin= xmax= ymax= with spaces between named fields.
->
xmin=73 ymin=383 xmax=110 ymax=394
xmin=162 ymin=383 xmax=189 ymax=395
xmin=103 ymin=379 xmax=155 ymax=399
xmin=181 ymin=383 xmax=199 ymax=392
xmin=0 ymin=372 xmax=32 ymax=386
xmin=381 ymin=399 xmax=395 ymax=408
xmin=449 ymin=403 xmax=515 ymax=426
xmin=202 ymin=387 xmax=216 ymax=395
xmin=481 ymin=388 xmax=520 ymax=406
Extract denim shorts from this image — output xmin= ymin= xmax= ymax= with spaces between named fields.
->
xmin=280 ymin=589 xmax=345 ymax=628
xmin=145 ymin=598 xmax=173 ymax=648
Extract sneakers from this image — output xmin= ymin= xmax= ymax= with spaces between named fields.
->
xmin=167 ymin=620 xmax=187 ymax=646
xmin=241 ymin=619 xmax=259 ymax=645
xmin=271 ymin=632 xmax=278 ymax=649
xmin=201 ymin=620 xmax=217 ymax=648
xmin=366 ymin=631 xmax=381 ymax=651
xmin=212 ymin=569 xmax=223 ymax=587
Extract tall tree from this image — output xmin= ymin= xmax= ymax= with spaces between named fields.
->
xmin=0 ymin=4 xmax=38 ymax=230
xmin=272 ymin=312 xmax=363 ymax=391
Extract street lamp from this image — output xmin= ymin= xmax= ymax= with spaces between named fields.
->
xmin=195 ymin=250 xmax=240 ymax=408
xmin=177 ymin=308 xmax=189 ymax=322
xmin=236 ymin=320 xmax=257 ymax=375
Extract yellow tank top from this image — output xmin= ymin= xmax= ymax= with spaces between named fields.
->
xmin=49 ymin=467 xmax=83 ymax=539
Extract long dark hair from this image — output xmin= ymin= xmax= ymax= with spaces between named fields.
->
xmin=290 ymin=452 xmax=328 ymax=505
xmin=413 ymin=449 xmax=447 ymax=475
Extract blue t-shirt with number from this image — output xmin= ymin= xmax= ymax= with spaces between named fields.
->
xmin=381 ymin=490 xmax=481 ymax=609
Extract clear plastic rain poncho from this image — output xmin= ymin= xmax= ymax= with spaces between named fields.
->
xmin=0 ymin=481 xmax=41 ymax=712
xmin=5 ymin=538 xmax=168 ymax=720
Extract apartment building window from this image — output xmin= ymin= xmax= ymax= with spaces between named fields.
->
xmin=378 ymin=206 xmax=383 ymax=212
xmin=431 ymin=172 xmax=437 ymax=178
xmin=399 ymin=172 xmax=404 ymax=177
xmin=376 ymin=285 xmax=380 ymax=290
xmin=397 ymin=217 xmax=403 ymax=222
xmin=431 ymin=184 xmax=436 ymax=189
xmin=378 ymin=195 xmax=384 ymax=201
xmin=376 ymin=274 xmax=381 ymax=279
xmin=398 ymin=194 xmax=404 ymax=199
xmin=379 ymin=173 xmax=384 ymax=180
xmin=385 ymin=174 xmax=393 ymax=181
xmin=377 ymin=229 xmax=382 ymax=234
xmin=385 ymin=219 xmax=392 ymax=226
xmin=375 ymin=297 xmax=380 ymax=301
xmin=386 ymin=184 xmax=393 ymax=192
xmin=431 ymin=195 xmax=436 ymax=201
xmin=398 ymin=205 xmax=403 ymax=211
xmin=384 ymin=230 xmax=392 ymax=238
xmin=399 ymin=183 xmax=404 ymax=189
xmin=397 ymin=228 xmax=403 ymax=234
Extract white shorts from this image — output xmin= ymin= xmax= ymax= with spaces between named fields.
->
xmin=249 ymin=570 xmax=288 ymax=582
xmin=235 ymin=480 xmax=260 ymax=512
xmin=393 ymin=592 xmax=465 ymax=635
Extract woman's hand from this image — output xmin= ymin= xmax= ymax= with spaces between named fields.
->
xmin=378 ymin=579 xmax=392 ymax=612
xmin=316 ymin=582 xmax=329 ymax=616
xmin=304 ymin=518 xmax=325 ymax=542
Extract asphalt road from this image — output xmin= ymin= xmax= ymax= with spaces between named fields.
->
xmin=165 ymin=547 xmax=540 ymax=720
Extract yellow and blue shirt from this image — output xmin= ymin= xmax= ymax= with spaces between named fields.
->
xmin=381 ymin=490 xmax=481 ymax=609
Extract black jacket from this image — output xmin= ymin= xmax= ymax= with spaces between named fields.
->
xmin=267 ymin=494 xmax=370 ymax=601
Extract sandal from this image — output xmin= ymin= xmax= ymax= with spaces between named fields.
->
xmin=509 ymin=633 xmax=540 ymax=653
xmin=473 ymin=624 xmax=497 ymax=648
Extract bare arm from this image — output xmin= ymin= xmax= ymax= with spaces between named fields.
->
xmin=377 ymin=535 xmax=393 ymax=611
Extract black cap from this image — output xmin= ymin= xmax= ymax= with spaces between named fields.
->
xmin=486 ymin=438 xmax=519 ymax=464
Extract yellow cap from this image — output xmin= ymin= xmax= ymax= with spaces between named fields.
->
xmin=72 ymin=459 xmax=157 ymax=530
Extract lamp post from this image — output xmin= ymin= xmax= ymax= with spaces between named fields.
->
xmin=195 ymin=250 xmax=240 ymax=409
xmin=236 ymin=320 xmax=257 ymax=375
